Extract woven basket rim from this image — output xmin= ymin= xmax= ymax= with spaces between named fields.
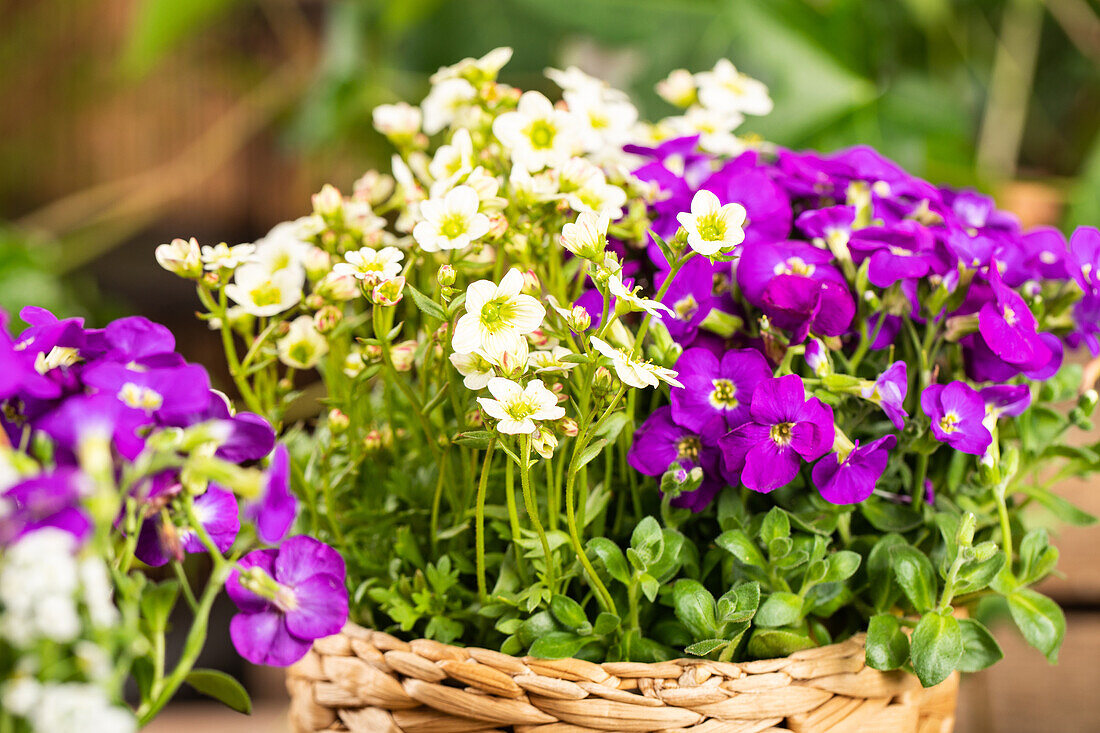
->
xmin=286 ymin=622 xmax=960 ymax=732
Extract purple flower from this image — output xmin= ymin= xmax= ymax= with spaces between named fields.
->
xmin=860 ymin=361 xmax=908 ymax=430
xmin=627 ymin=406 xmax=722 ymax=511
xmin=245 ymin=445 xmax=297 ymax=544
xmin=795 ymin=206 xmax=856 ymax=245
xmin=804 ymin=339 xmax=828 ymax=376
xmin=228 ymin=536 xmax=348 ymax=666
xmin=670 ymin=348 xmax=771 ymax=441
xmin=36 ymin=393 xmax=150 ymax=461
xmin=158 ymin=391 xmax=276 ymax=464
xmin=979 ymin=384 xmax=1031 ymax=418
xmin=977 ymin=268 xmax=1051 ymax=370
xmin=135 ymin=484 xmax=240 ymax=567
xmin=921 ymin=382 xmax=992 ymax=455
xmin=848 ymin=222 xmax=942 ymax=288
xmin=0 ymin=468 xmax=91 ymax=545
xmin=718 ymin=375 xmax=835 ymax=493
xmin=761 ymin=275 xmax=855 ymax=343
xmin=82 ymin=362 xmax=211 ymax=418
xmin=812 ymin=435 xmax=896 ymax=505
xmin=0 ymin=312 xmax=60 ymax=401
xmin=736 ymin=241 xmax=843 ymax=306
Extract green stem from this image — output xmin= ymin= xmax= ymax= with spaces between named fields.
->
xmin=504 ymin=458 xmax=527 ymax=582
xmin=475 ymin=438 xmax=497 ymax=601
xmin=519 ymin=437 xmax=555 ymax=591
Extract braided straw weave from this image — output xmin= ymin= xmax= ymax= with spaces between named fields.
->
xmin=286 ymin=623 xmax=958 ymax=733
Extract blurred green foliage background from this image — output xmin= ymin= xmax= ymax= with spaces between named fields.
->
xmin=1 ymin=0 xmax=1098 ymax=329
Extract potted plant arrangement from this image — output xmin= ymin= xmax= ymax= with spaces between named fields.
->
xmin=11 ymin=47 xmax=1093 ymax=732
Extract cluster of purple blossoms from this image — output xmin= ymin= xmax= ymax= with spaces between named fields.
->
xmin=622 ymin=138 xmax=1083 ymax=509
xmin=0 ymin=307 xmax=346 ymax=666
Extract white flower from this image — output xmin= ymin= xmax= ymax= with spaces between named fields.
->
xmin=664 ymin=106 xmax=746 ymax=156
xmin=225 ymin=263 xmax=304 ymax=317
xmin=36 ymin=593 xmax=81 ymax=643
xmin=428 ymin=128 xmax=474 ymax=183
xmin=277 ymin=316 xmax=329 ymax=370
xmin=332 ymin=246 xmax=404 ymax=282
xmin=78 ymin=557 xmax=118 ymax=628
xmin=2 ymin=677 xmax=40 ymax=716
xmin=372 ymin=102 xmax=422 ymax=139
xmin=656 ymin=69 xmax=697 ymax=107
xmin=676 ymin=189 xmax=747 ymax=256
xmin=590 ymin=336 xmax=682 ymax=389
xmin=608 ymin=273 xmax=672 ymax=317
xmin=421 ymin=78 xmax=477 ymax=135
xmin=251 ymin=221 xmax=311 ymax=278
xmin=343 ymin=347 xmax=365 ymax=378
xmin=492 ymin=91 xmax=579 ymax=172
xmin=413 ymin=185 xmax=491 ymax=252
xmin=450 ymin=351 xmax=495 ymax=390
xmin=200 ymin=242 xmax=255 ymax=271
xmin=545 ymin=65 xmax=607 ymax=96
xmin=509 ymin=166 xmax=559 ymax=205
xmin=564 ymin=87 xmax=638 ymax=153
xmin=0 ymin=528 xmax=81 ymax=646
xmin=431 ymin=47 xmax=513 ymax=84
xmin=315 ymin=272 xmax=359 ymax=301
xmin=560 ymin=212 xmax=609 ymax=260
xmin=31 ymin=683 xmax=136 ymax=733
xmin=694 ymin=59 xmax=773 ymax=116
xmin=477 ymin=377 xmax=565 ymax=435
xmin=453 ymin=269 xmax=545 ymax=355
xmin=155 ymin=237 xmax=202 ymax=278
xmin=567 ymin=176 xmax=627 ymax=219
xmin=528 ymin=346 xmax=579 ymax=373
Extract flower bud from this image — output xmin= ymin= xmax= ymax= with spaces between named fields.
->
xmin=391 ymin=340 xmax=417 ymax=372
xmin=565 ymin=306 xmax=591 ymax=332
xmin=304 ymin=293 xmax=325 ymax=311
xmin=487 ymin=213 xmax=509 ymax=240
xmin=316 ymin=272 xmax=360 ymax=302
xmin=328 ymin=408 xmax=350 ymax=434
xmin=361 ymin=343 xmax=383 ymax=364
xmin=1079 ymin=389 xmax=1099 ymax=417
xmin=558 ymin=417 xmax=579 ymax=437
xmin=971 ymin=541 xmax=999 ymax=562
xmin=372 ymin=102 xmax=422 ymax=141
xmin=593 ymin=366 xmax=615 ymax=394
xmin=956 ymin=512 xmax=976 ymax=547
xmin=353 ymin=169 xmax=396 ymax=206
xmin=312 ymin=184 xmax=344 ymax=218
xmin=805 ymin=339 xmax=831 ymax=377
xmin=363 ymin=429 xmax=384 ymax=452
xmin=656 ymin=69 xmax=697 ymax=108
xmin=466 ymin=409 xmax=484 ymax=428
xmin=155 ymin=237 xmax=203 ymax=279
xmin=304 ymin=247 xmax=332 ymax=281
xmin=699 ymin=308 xmax=743 ymax=339
xmin=531 ymin=427 xmax=558 ymax=460
xmin=521 ymin=269 xmax=541 ymax=294
xmin=437 ymin=264 xmax=457 ymax=288
xmin=314 ymin=305 xmax=343 ymax=334
xmin=372 ymin=276 xmax=406 ymax=306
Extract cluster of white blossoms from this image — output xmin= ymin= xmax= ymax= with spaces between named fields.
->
xmin=0 ymin=528 xmax=118 ymax=645
xmin=653 ymin=59 xmax=773 ymax=156
xmin=2 ymin=679 xmax=135 ymax=733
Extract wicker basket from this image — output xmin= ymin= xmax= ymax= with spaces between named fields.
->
xmin=285 ymin=623 xmax=958 ymax=733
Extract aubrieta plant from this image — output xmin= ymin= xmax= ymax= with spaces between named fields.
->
xmin=0 ymin=308 xmax=348 ymax=732
xmin=164 ymin=48 xmax=1097 ymax=690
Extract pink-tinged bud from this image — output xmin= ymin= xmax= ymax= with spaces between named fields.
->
xmin=372 ymin=276 xmax=406 ymax=306
xmin=314 ymin=305 xmax=343 ymax=334
xmin=466 ymin=410 xmax=484 ymax=428
xmin=312 ymin=184 xmax=344 ymax=217
xmin=437 ymin=264 xmax=457 ymax=288
xmin=363 ymin=429 xmax=384 ymax=452
xmin=304 ymin=293 xmax=325 ymax=311
xmin=391 ymin=340 xmax=417 ymax=372
xmin=361 ymin=344 xmax=383 ymax=364
xmin=316 ymin=272 xmax=359 ymax=302
xmin=531 ymin=427 xmax=558 ymax=459
xmin=328 ymin=408 xmax=350 ymax=434
xmin=496 ymin=349 xmax=524 ymax=379
xmin=201 ymin=271 xmax=220 ymax=287
xmin=304 ymin=247 xmax=331 ymax=280
xmin=559 ymin=417 xmax=579 ymax=437
xmin=593 ymin=366 xmax=615 ymax=394
xmin=353 ymin=170 xmax=395 ymax=205
xmin=522 ymin=269 xmax=541 ymax=294
xmin=487 ymin=213 xmax=509 ymax=240
xmin=528 ymin=329 xmax=551 ymax=348
xmin=568 ymin=306 xmax=591 ymax=332
xmin=277 ymin=377 xmax=294 ymax=393
xmin=275 ymin=321 xmax=292 ymax=337
xmin=155 ymin=237 xmax=203 ymax=279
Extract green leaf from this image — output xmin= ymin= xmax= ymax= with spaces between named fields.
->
xmin=672 ymin=579 xmax=718 ymax=640
xmin=747 ymin=628 xmax=816 ymax=658
xmin=891 ymin=545 xmax=938 ymax=613
xmin=685 ymin=639 xmax=728 ymax=656
xmin=529 ymin=632 xmax=596 ymax=659
xmin=910 ymin=612 xmax=963 ymax=687
xmin=405 ymin=283 xmax=448 ymax=321
xmin=586 ymin=538 xmax=630 ymax=586
xmin=648 ymin=230 xmax=676 ymax=267
xmin=866 ymin=614 xmax=910 ymax=671
xmin=550 ymin=595 xmax=589 ymax=632
xmin=957 ymin=618 xmax=1004 ymax=673
xmin=860 ymin=497 xmax=924 ymax=532
xmin=953 ymin=552 xmax=1007 ymax=596
xmin=141 ymin=579 xmax=181 ymax=634
xmin=593 ymin=612 xmax=620 ymax=637
xmin=760 ymin=507 xmax=790 ymax=546
xmin=517 ymin=611 xmax=557 ymax=647
xmin=453 ymin=430 xmax=493 ymax=449
xmin=716 ymin=529 xmax=766 ymax=567
xmin=1018 ymin=529 xmax=1059 ymax=585
xmin=717 ymin=582 xmax=760 ymax=625
xmin=638 ymin=573 xmax=660 ymax=602
xmin=824 ymin=551 xmax=861 ymax=583
xmin=1007 ymin=588 xmax=1065 ymax=663
xmin=631 ymin=516 xmax=664 ymax=566
xmin=185 ymin=669 xmax=252 ymax=715
xmin=755 ymin=592 xmax=803 ymax=628
xmin=867 ymin=534 xmax=906 ymax=612
xmin=576 ymin=438 xmax=609 ymax=470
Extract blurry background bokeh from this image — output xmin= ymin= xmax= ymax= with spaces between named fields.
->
xmin=4 ymin=1 xmax=1099 ymax=730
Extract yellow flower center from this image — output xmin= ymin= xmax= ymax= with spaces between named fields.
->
xmin=774 ymin=257 xmax=815 ymax=277
xmin=696 ymin=213 xmax=725 ymax=242
xmin=709 ymin=379 xmax=738 ymax=410
xmin=676 ymin=436 xmax=701 ymax=462
xmin=439 ymin=213 xmax=468 ymax=240
xmin=527 ymin=119 xmax=556 ymax=149
xmin=249 ymin=281 xmax=283 ymax=307
xmin=939 ymin=410 xmax=960 ymax=434
xmin=769 ymin=422 xmax=794 ymax=446
xmin=479 ymin=296 xmax=518 ymax=333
